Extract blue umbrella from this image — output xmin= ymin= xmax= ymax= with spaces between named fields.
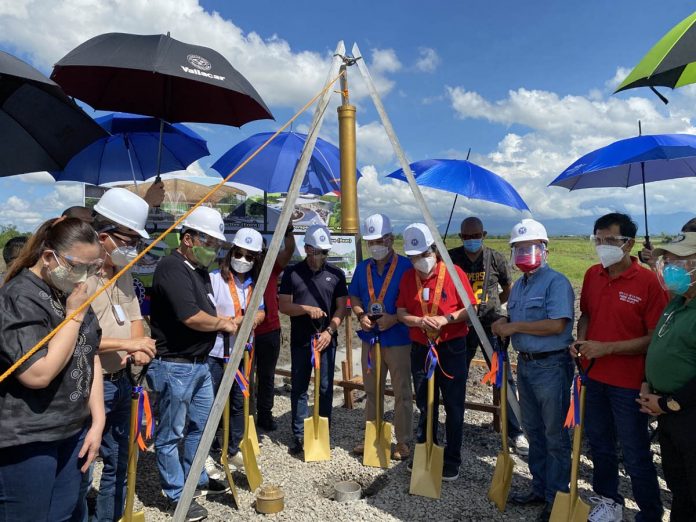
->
xmin=211 ymin=131 xmax=362 ymax=195
xmin=387 ymin=159 xmax=530 ymax=210
xmin=549 ymin=132 xmax=696 ymax=245
xmin=51 ymin=113 xmax=210 ymax=186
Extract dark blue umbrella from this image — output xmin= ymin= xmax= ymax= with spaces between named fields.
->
xmin=211 ymin=131 xmax=361 ymax=195
xmin=387 ymin=159 xmax=530 ymax=211
xmin=51 ymin=113 xmax=210 ymax=186
xmin=549 ymin=132 xmax=696 ymax=245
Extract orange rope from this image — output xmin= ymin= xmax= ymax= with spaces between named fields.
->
xmin=0 ymin=70 xmax=345 ymax=384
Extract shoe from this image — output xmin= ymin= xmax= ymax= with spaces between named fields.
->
xmin=353 ymin=442 xmax=364 ymax=455
xmin=510 ymin=490 xmax=546 ymax=505
xmin=588 ymin=495 xmax=623 ymax=522
xmin=511 ymin=433 xmax=530 ymax=456
xmin=257 ymin=415 xmax=278 ymax=431
xmin=194 ymin=477 xmax=229 ymax=498
xmin=204 ymin=455 xmax=223 ymax=481
xmin=288 ymin=438 xmax=303 ymax=455
xmin=442 ymin=467 xmax=459 ymax=481
xmin=537 ymin=502 xmax=552 ymax=522
xmin=229 ymin=452 xmax=244 ymax=472
xmin=392 ymin=442 xmax=410 ymax=460
xmin=406 ymin=460 xmax=413 ymax=472
xmin=167 ymin=498 xmax=208 ymax=521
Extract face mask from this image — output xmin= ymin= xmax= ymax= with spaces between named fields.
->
xmin=369 ymin=245 xmax=390 ymax=261
xmin=661 ymin=264 xmax=696 ymax=295
xmin=230 ymin=257 xmax=254 ymax=274
xmin=463 ymin=239 xmax=483 ymax=253
xmin=413 ymin=255 xmax=436 ymax=274
xmin=513 ymin=244 xmax=546 ymax=273
xmin=192 ymin=245 xmax=219 ymax=268
xmin=595 ymin=244 xmax=625 ymax=268
xmin=49 ymin=255 xmax=89 ymax=294
xmin=107 ymin=236 xmax=139 ymax=268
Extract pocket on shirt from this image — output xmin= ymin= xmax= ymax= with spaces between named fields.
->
xmin=523 ymin=297 xmax=547 ymax=322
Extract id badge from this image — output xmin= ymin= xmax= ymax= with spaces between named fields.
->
xmin=112 ymin=304 xmax=126 ymax=325
xmin=422 ymin=287 xmax=430 ymax=301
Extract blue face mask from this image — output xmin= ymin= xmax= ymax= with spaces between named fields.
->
xmin=662 ymin=264 xmax=695 ymax=295
xmin=463 ymin=239 xmax=483 ymax=253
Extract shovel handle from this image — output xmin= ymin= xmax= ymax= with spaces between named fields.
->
xmin=425 ymin=373 xmax=435 ymax=447
xmin=313 ymin=344 xmax=321 ymax=432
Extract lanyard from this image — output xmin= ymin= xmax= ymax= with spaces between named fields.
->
xmin=228 ymin=276 xmax=253 ymax=318
xmin=366 ymin=253 xmax=398 ymax=306
xmin=415 ymin=261 xmax=447 ymax=317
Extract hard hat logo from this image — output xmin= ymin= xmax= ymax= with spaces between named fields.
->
xmin=320 ymin=235 xmax=326 ymax=242
xmin=245 ymin=236 xmax=252 ymax=244
xmin=219 ymin=223 xmax=224 ymax=232
xmin=411 ymin=238 xmax=419 ymax=246
xmin=368 ymin=226 xmax=375 ymax=233
xmin=518 ymin=227 xmax=527 ymax=235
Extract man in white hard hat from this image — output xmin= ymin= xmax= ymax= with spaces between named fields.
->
xmin=72 ymin=188 xmax=158 ymax=522
xmin=492 ymin=218 xmax=575 ymax=522
xmin=279 ymin=224 xmax=348 ymax=456
xmin=349 ymin=214 xmax=413 ymax=460
xmin=148 ymin=206 xmax=235 ymax=520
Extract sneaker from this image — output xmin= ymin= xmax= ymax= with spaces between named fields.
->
xmin=204 ymin=455 xmax=223 ymax=481
xmin=258 ymin=415 xmax=278 ymax=431
xmin=588 ymin=495 xmax=623 ymax=522
xmin=167 ymin=498 xmax=208 ymax=521
xmin=229 ymin=452 xmax=244 ymax=472
xmin=442 ymin=467 xmax=459 ymax=482
xmin=406 ymin=460 xmax=413 ymax=472
xmin=353 ymin=443 xmax=364 ymax=455
xmin=511 ymin=433 xmax=530 ymax=456
xmin=392 ymin=442 xmax=410 ymax=460
xmin=288 ymin=438 xmax=303 ymax=455
xmin=194 ymin=477 xmax=230 ymax=498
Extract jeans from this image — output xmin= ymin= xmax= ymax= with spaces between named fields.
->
xmin=411 ymin=337 xmax=469 ymax=473
xmin=658 ymin=407 xmax=696 ymax=522
xmin=255 ymin=329 xmax=281 ymax=420
xmin=465 ymin=328 xmax=523 ymax=437
xmin=290 ymin=336 xmax=337 ymax=441
xmin=207 ymin=357 xmax=244 ymax=456
xmin=516 ymin=350 xmax=573 ymax=503
xmin=0 ymin=428 xmax=86 ymax=522
xmin=146 ymin=359 xmax=213 ymax=501
xmin=585 ymin=379 xmax=662 ymax=522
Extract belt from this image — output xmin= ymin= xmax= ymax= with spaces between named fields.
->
xmin=156 ymin=355 xmax=207 ymax=364
xmin=103 ymin=368 xmax=127 ymax=382
xmin=517 ymin=349 xmax=566 ymax=361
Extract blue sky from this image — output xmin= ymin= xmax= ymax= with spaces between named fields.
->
xmin=1 ymin=0 xmax=696 ymax=234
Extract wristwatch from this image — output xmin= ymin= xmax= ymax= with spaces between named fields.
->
xmin=447 ymin=313 xmax=455 ymax=324
xmin=659 ymin=395 xmax=681 ymax=413
xmin=325 ymin=326 xmax=335 ymax=335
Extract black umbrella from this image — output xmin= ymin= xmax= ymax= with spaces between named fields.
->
xmin=0 ymin=50 xmax=107 ymax=177
xmin=51 ymin=32 xmax=273 ymax=182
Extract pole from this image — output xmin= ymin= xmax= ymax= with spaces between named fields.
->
xmin=172 ymin=41 xmax=346 ymax=521
xmin=638 ymin=120 xmax=651 ymax=248
xmin=443 ymin=148 xmax=471 ymax=244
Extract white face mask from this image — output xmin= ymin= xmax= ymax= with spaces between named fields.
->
xmin=595 ymin=244 xmax=625 ymax=268
xmin=369 ymin=245 xmax=390 ymax=261
xmin=107 ymin=236 xmax=139 ymax=268
xmin=230 ymin=257 xmax=254 ymax=274
xmin=413 ymin=255 xmax=436 ymax=274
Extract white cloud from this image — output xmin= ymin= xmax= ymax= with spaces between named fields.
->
xmin=414 ymin=47 xmax=440 ymax=73
xmin=370 ymin=48 xmax=402 ymax=74
xmin=356 ymin=121 xmax=394 ymax=167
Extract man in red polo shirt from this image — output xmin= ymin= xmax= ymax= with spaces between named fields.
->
xmin=571 ymin=213 xmax=667 ymax=522
xmin=396 ymin=223 xmax=476 ymax=482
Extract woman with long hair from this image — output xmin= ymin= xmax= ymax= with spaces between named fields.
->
xmin=206 ymin=228 xmax=265 ymax=473
xmin=0 ymin=217 xmax=105 ymax=521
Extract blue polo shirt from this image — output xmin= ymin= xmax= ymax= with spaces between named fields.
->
xmin=507 ymin=264 xmax=575 ymax=353
xmin=349 ymin=253 xmax=411 ymax=347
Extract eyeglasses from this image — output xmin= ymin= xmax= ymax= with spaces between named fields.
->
xmin=192 ymin=232 xmax=222 ymax=249
xmin=52 ymin=251 xmax=103 ymax=277
xmin=459 ymin=233 xmax=483 ymax=240
xmin=233 ymin=250 xmax=256 ymax=262
xmin=657 ymin=311 xmax=676 ymax=338
xmin=109 ymin=232 xmax=143 ymax=250
xmin=590 ymin=234 xmax=632 ymax=247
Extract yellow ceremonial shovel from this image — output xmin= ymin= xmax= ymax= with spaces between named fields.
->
xmin=550 ymin=356 xmax=592 ymax=522
xmin=363 ymin=329 xmax=392 ymax=468
xmin=219 ymin=335 xmax=240 ymax=508
xmin=304 ymin=337 xmax=331 ymax=462
xmin=487 ymin=349 xmax=514 ymax=511
xmin=240 ymin=348 xmax=263 ymax=491
xmin=243 ymin=342 xmax=261 ymax=457
xmin=409 ymin=370 xmax=444 ymax=499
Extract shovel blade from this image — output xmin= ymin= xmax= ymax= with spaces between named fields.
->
xmin=246 ymin=415 xmax=260 ymax=456
xmin=550 ymin=492 xmax=591 ymax=522
xmin=304 ymin=416 xmax=330 ymax=462
xmin=363 ymin=420 xmax=393 ymax=469
xmin=117 ymin=511 xmax=145 ymax=522
xmin=220 ymin=453 xmax=241 ymax=509
xmin=409 ymin=441 xmax=444 ymax=499
xmin=487 ymin=451 xmax=514 ymax=511
xmin=241 ymin=439 xmax=262 ymax=491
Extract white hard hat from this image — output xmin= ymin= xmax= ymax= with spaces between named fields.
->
xmin=510 ymin=218 xmax=548 ymax=244
xmin=181 ymin=206 xmax=226 ymax=242
xmin=93 ymin=187 xmax=149 ymax=239
xmin=363 ymin=213 xmax=392 ymax=240
xmin=304 ymin=224 xmax=332 ymax=250
xmin=403 ymin=223 xmax=435 ymax=255
xmin=233 ymin=228 xmax=263 ymax=252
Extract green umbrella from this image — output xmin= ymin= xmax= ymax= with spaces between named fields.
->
xmin=615 ymin=11 xmax=696 ymax=102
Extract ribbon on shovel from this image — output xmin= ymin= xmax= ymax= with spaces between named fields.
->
xmin=425 ymin=339 xmax=453 ymax=380
xmin=366 ymin=336 xmax=376 ymax=374
xmin=135 ymin=386 xmax=154 ymax=451
xmin=235 ymin=369 xmax=250 ymax=398
xmin=244 ymin=340 xmax=254 ymax=378
xmin=310 ymin=333 xmax=321 ymax=370
xmin=564 ymin=375 xmax=582 ymax=428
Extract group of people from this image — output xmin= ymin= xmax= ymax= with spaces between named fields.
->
xmin=0 ymin=185 xmax=694 ymax=522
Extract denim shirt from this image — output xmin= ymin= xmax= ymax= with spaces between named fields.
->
xmin=507 ymin=264 xmax=575 ymax=353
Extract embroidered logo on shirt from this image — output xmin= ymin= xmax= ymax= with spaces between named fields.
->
xmin=618 ymin=291 xmax=642 ymax=305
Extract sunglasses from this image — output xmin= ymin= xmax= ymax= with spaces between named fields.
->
xmin=459 ymin=233 xmax=483 ymax=240
xmin=109 ymin=232 xmax=143 ymax=249
xmin=233 ymin=250 xmax=256 ymax=262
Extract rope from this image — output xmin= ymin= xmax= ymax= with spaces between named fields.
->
xmin=0 ymin=70 xmax=346 ymax=384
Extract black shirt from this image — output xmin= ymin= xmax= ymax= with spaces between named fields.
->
xmin=279 ymin=260 xmax=348 ymax=346
xmin=150 ymin=250 xmax=217 ymax=358
xmin=0 ymin=269 xmax=101 ymax=448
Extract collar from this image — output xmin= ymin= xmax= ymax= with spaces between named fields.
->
xmin=233 ymin=273 xmax=254 ymax=288
xmin=175 ymin=250 xmax=199 ymax=272
xmin=522 ymin=263 xmax=549 ymax=284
